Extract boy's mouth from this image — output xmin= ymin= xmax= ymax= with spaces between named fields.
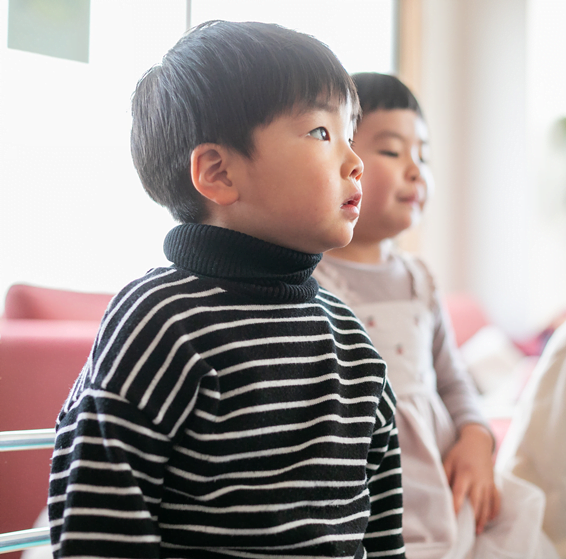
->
xmin=342 ymin=193 xmax=362 ymax=208
xmin=341 ymin=192 xmax=362 ymax=218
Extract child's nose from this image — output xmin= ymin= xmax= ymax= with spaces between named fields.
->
xmin=407 ymin=158 xmax=422 ymax=181
xmin=347 ymin=149 xmax=364 ymax=181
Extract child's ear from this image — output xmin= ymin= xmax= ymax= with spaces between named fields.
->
xmin=190 ymin=144 xmax=240 ymax=206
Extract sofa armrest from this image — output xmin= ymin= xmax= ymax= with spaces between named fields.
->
xmin=0 ymin=318 xmax=99 ymax=538
xmin=0 ymin=319 xmax=99 ymax=431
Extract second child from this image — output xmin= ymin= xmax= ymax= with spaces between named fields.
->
xmin=314 ymin=72 xmax=558 ymax=559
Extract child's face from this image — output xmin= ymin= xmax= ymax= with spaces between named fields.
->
xmin=227 ymin=99 xmax=363 ymax=254
xmin=351 ymin=109 xmax=432 ymax=244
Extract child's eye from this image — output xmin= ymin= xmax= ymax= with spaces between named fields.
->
xmin=309 ymin=127 xmax=329 ymax=141
xmin=379 ymin=150 xmax=399 ymax=157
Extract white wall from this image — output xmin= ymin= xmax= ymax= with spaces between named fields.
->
xmin=418 ymin=0 xmax=566 ymax=338
xmin=415 ymin=0 xmax=464 ymax=298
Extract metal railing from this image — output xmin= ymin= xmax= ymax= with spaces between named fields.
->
xmin=0 ymin=429 xmax=55 ymax=452
xmin=0 ymin=528 xmax=50 ymax=555
xmin=0 ymin=429 xmax=55 ymax=554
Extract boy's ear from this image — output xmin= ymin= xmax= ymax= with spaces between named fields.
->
xmin=190 ymin=144 xmax=240 ymax=206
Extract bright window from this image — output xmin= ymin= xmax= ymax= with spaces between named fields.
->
xmin=190 ymin=0 xmax=397 ymax=74
xmin=1 ymin=0 xmax=397 ymax=304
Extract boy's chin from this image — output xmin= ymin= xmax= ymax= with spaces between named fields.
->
xmin=285 ymin=225 xmax=356 ymax=254
xmin=323 ymin=231 xmax=355 ymax=253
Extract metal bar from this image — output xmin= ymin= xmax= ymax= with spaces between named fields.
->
xmin=186 ymin=0 xmax=191 ymax=30
xmin=0 ymin=527 xmax=50 ymax=554
xmin=0 ymin=428 xmax=55 ymax=452
xmin=0 ymin=430 xmax=54 ymax=552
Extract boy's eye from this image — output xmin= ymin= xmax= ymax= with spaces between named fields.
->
xmin=379 ymin=150 xmax=399 ymax=157
xmin=309 ymin=127 xmax=329 ymax=141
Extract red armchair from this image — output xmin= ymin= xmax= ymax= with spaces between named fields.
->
xmin=0 ymin=284 xmax=112 ymax=556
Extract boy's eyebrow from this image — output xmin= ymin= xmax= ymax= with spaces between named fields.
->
xmin=311 ymin=100 xmax=339 ymax=113
xmin=294 ymin=100 xmax=359 ymax=126
xmin=293 ymin=101 xmax=339 ymax=117
xmin=297 ymin=99 xmax=355 ymax=118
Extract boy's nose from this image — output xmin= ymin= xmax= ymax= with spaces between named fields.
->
xmin=347 ymin=149 xmax=364 ymax=181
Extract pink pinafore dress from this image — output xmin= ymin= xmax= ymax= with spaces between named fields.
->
xmin=315 ymin=254 xmax=557 ymax=559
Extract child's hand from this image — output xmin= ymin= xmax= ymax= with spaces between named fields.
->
xmin=443 ymin=423 xmax=501 ymax=535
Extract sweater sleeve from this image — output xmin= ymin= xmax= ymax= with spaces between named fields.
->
xmin=48 ymin=389 xmax=171 ymax=558
xmin=432 ymin=291 xmax=488 ymax=432
xmin=363 ymin=380 xmax=405 ymax=558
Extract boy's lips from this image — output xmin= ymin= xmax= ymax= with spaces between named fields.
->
xmin=341 ymin=192 xmax=362 ymax=217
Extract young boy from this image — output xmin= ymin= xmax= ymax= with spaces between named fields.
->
xmin=48 ymin=21 xmax=405 ymax=559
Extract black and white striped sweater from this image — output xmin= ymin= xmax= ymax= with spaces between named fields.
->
xmin=49 ymin=224 xmax=405 ymax=559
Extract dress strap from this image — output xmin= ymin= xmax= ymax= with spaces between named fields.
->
xmin=397 ymin=252 xmax=436 ymax=311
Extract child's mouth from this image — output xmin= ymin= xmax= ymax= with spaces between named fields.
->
xmin=342 ymin=193 xmax=361 ymax=208
xmin=399 ymin=193 xmax=423 ymax=206
xmin=341 ymin=193 xmax=362 ymax=217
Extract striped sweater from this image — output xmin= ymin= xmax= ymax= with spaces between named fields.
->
xmin=49 ymin=223 xmax=405 ymax=559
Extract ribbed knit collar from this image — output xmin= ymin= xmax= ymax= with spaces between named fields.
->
xmin=164 ymin=224 xmax=322 ymax=302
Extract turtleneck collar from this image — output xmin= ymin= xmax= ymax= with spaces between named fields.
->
xmin=164 ymin=224 xmax=322 ymax=302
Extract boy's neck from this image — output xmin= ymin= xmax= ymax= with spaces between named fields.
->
xmin=326 ymin=239 xmax=393 ymax=265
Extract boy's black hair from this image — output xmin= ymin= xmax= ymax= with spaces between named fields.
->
xmin=131 ymin=20 xmax=360 ymax=224
xmin=351 ymin=72 xmax=423 ymax=120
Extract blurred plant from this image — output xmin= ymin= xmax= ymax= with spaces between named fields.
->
xmin=548 ymin=116 xmax=566 ymax=213
xmin=550 ymin=116 xmax=566 ymax=146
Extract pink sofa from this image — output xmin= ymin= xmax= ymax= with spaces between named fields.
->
xmin=443 ymin=292 xmax=492 ymax=347
xmin=0 ymin=284 xmax=112 ymax=556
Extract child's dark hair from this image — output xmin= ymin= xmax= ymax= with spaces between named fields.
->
xmin=351 ymin=72 xmax=422 ymax=120
xmin=131 ymin=20 xmax=359 ymax=223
